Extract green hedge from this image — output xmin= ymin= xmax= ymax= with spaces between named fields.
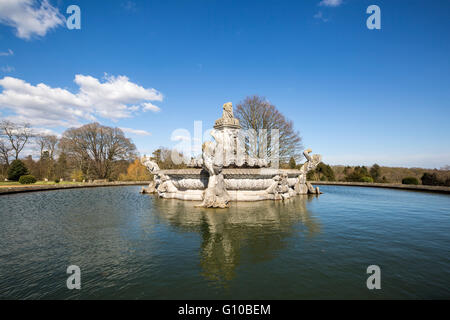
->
xmin=19 ymin=175 xmax=37 ymax=184
xmin=402 ymin=177 xmax=419 ymax=185
xmin=360 ymin=176 xmax=374 ymax=183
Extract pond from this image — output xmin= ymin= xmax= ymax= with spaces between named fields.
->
xmin=0 ymin=185 xmax=449 ymax=299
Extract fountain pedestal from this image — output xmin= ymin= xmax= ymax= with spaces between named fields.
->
xmin=141 ymin=102 xmax=322 ymax=207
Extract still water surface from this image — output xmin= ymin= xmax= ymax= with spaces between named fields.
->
xmin=0 ymin=185 xmax=449 ymax=299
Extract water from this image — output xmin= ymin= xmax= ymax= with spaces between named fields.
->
xmin=0 ymin=185 xmax=449 ymax=299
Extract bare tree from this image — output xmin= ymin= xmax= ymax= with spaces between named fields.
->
xmin=35 ymin=134 xmax=59 ymax=179
xmin=36 ymin=134 xmax=58 ymax=160
xmin=59 ymin=123 xmax=137 ymax=179
xmin=0 ymin=138 xmax=13 ymax=166
xmin=151 ymin=147 xmax=187 ymax=169
xmin=235 ymin=95 xmax=303 ymax=163
xmin=0 ymin=120 xmax=33 ymax=163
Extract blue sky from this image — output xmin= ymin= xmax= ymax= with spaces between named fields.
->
xmin=0 ymin=0 xmax=449 ymax=168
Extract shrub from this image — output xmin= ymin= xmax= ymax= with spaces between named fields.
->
xmin=54 ymin=179 xmax=60 ymax=183
xmin=7 ymin=160 xmax=29 ymax=181
xmin=19 ymin=175 xmax=37 ymax=184
xmin=70 ymin=169 xmax=85 ymax=182
xmin=345 ymin=166 xmax=369 ymax=182
xmin=402 ymin=177 xmax=419 ymax=185
xmin=120 ymin=159 xmax=153 ymax=181
xmin=421 ymin=173 xmax=442 ymax=186
xmin=360 ymin=176 xmax=374 ymax=183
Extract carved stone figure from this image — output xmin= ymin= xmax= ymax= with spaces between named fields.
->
xmin=158 ymin=174 xmax=178 ymax=194
xmin=141 ymin=156 xmax=160 ymax=174
xmin=197 ymin=140 xmax=230 ymax=208
xmin=296 ymin=149 xmax=322 ymax=195
xmin=222 ymin=102 xmax=234 ymax=119
xmin=140 ymin=156 xmax=160 ymax=194
xmin=141 ymin=102 xmax=323 ymax=205
xmin=214 ymin=102 xmax=241 ymax=129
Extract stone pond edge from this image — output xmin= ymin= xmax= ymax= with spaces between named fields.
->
xmin=1 ymin=180 xmax=449 ymax=196
xmin=311 ymin=181 xmax=450 ymax=194
xmin=0 ymin=181 xmax=150 ymax=195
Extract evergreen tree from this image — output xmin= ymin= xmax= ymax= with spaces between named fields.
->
xmin=370 ymin=164 xmax=381 ymax=182
xmin=7 ymin=159 xmax=29 ymax=181
xmin=421 ymin=173 xmax=442 ymax=186
xmin=316 ymin=162 xmax=335 ymax=181
xmin=55 ymin=153 xmax=68 ymax=180
xmin=289 ymin=157 xmax=296 ymax=169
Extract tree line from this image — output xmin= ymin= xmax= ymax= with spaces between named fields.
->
xmin=1 ymin=95 xmax=305 ymax=183
xmin=308 ymin=163 xmax=450 ymax=186
xmin=0 ymin=121 xmax=147 ymax=182
xmin=2 ymin=94 xmax=447 ymax=186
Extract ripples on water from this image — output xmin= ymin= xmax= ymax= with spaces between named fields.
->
xmin=0 ymin=186 xmax=449 ymax=299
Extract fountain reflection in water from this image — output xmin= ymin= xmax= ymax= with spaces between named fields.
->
xmin=1 ymin=186 xmax=449 ymax=299
xmin=151 ymin=195 xmax=320 ymax=285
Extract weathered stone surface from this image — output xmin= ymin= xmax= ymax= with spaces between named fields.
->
xmin=214 ymin=102 xmax=241 ymax=129
xmin=296 ymin=149 xmax=322 ymax=195
xmin=159 ymin=168 xmax=302 ymax=177
xmin=198 ymin=145 xmax=231 ymax=208
xmin=140 ymin=102 xmax=323 ymax=205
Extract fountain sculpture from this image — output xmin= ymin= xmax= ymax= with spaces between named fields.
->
xmin=141 ymin=102 xmax=322 ymax=207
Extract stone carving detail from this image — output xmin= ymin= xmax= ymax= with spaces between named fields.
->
xmin=141 ymin=156 xmax=160 ymax=174
xmin=214 ymin=102 xmax=241 ymax=129
xmin=197 ymin=141 xmax=230 ymax=208
xmin=295 ymin=149 xmax=322 ymax=195
xmin=158 ymin=174 xmax=178 ymax=193
xmin=189 ymin=103 xmax=268 ymax=169
xmin=141 ymin=102 xmax=323 ymax=204
xmin=140 ymin=156 xmax=160 ymax=194
xmin=266 ymin=173 xmax=297 ymax=200
xmin=223 ymin=102 xmax=234 ymax=119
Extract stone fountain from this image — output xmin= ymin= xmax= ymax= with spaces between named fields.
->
xmin=141 ymin=102 xmax=322 ymax=208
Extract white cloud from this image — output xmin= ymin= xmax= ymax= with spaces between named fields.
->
xmin=0 ymin=0 xmax=65 ymax=40
xmin=0 ymin=49 xmax=14 ymax=56
xmin=142 ymin=102 xmax=161 ymax=112
xmin=1 ymin=65 xmax=14 ymax=72
xmin=33 ymin=127 xmax=61 ymax=137
xmin=0 ymin=74 xmax=163 ymax=128
xmin=313 ymin=11 xmax=328 ymax=22
xmin=75 ymin=74 xmax=163 ymax=119
xmin=318 ymin=0 xmax=343 ymax=7
xmin=120 ymin=127 xmax=151 ymax=136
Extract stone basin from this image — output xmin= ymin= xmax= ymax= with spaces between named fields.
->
xmin=140 ymin=102 xmax=322 ymax=207
xmin=155 ymin=168 xmax=303 ymax=201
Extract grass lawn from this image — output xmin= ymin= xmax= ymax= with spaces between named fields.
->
xmin=0 ymin=181 xmax=83 ymax=187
